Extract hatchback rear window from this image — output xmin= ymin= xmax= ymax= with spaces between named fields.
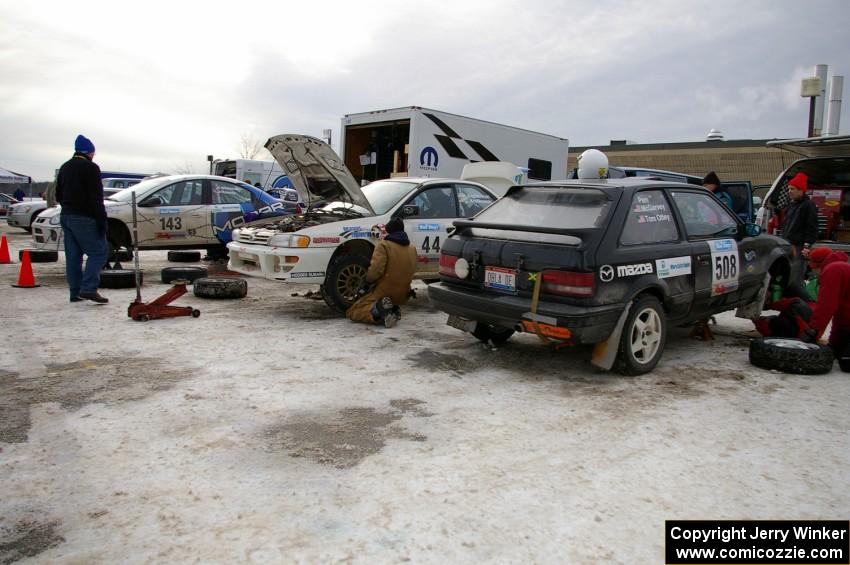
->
xmin=474 ymin=187 xmax=611 ymax=229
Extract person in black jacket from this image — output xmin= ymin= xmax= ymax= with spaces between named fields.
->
xmin=56 ymin=134 xmax=109 ymax=304
xmin=780 ymin=172 xmax=819 ymax=285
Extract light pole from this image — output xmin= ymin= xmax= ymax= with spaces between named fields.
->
xmin=207 ymin=154 xmax=214 ymax=175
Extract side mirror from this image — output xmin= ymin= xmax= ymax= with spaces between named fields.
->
xmin=745 ymin=223 xmax=762 ymax=237
xmin=140 ymin=197 xmax=162 ymax=207
xmin=401 ymin=204 xmax=419 ymax=217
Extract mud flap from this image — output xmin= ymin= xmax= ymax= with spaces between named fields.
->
xmin=735 ymin=273 xmax=770 ymax=320
xmin=591 ymin=303 xmax=632 ymax=371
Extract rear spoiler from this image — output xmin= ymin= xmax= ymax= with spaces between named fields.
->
xmin=451 ymin=219 xmax=596 ymax=238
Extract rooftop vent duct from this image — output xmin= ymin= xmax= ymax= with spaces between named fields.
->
xmin=706 ymin=128 xmax=724 ymax=142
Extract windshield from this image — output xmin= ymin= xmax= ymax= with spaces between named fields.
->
xmin=109 ymin=177 xmax=168 ymax=202
xmin=474 ymin=187 xmax=613 ymax=229
xmin=361 ymin=180 xmax=418 ymax=215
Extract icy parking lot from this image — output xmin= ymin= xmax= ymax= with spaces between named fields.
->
xmin=1 ymin=224 xmax=848 ymax=564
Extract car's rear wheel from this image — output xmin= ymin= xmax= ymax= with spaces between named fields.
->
xmin=321 ymin=254 xmax=371 ymax=313
xmin=472 ymin=323 xmax=514 ymax=346
xmin=615 ymin=295 xmax=666 ymax=375
xmin=749 ymin=338 xmax=834 ymax=374
xmin=107 ymin=225 xmax=133 ymax=263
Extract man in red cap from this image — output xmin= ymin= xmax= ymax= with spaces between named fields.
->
xmin=780 ymin=172 xmax=819 ymax=285
xmin=803 ymin=246 xmax=850 ymax=371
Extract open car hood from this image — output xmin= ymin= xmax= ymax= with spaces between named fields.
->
xmin=265 ymin=134 xmax=374 ymax=214
xmin=767 ymin=135 xmax=850 ymax=157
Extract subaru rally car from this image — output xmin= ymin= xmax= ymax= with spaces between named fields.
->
xmin=32 ymin=174 xmax=296 ymax=258
xmin=428 ymin=178 xmax=792 ymax=375
xmin=227 ymin=134 xmax=498 ymax=312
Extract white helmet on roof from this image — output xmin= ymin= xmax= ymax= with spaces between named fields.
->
xmin=576 ymin=149 xmax=609 ymax=179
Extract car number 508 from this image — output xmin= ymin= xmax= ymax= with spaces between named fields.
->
xmin=714 ymin=254 xmax=737 ymax=279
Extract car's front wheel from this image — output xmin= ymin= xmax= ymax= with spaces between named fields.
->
xmin=615 ymin=295 xmax=666 ymax=375
xmin=321 ymin=254 xmax=371 ymax=313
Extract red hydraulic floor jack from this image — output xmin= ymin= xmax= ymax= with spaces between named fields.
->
xmin=128 ymin=279 xmax=200 ymax=321
xmin=125 ymin=193 xmax=200 ymax=322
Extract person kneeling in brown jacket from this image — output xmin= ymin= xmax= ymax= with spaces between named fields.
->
xmin=346 ymin=217 xmax=417 ymax=327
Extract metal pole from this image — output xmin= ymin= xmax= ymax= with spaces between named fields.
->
xmin=807 ymin=97 xmax=816 ymax=138
xmin=131 ymin=192 xmax=142 ymax=302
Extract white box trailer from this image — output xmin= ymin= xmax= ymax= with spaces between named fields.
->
xmin=213 ymin=158 xmax=292 ymax=190
xmin=340 ymin=106 xmax=569 ymax=185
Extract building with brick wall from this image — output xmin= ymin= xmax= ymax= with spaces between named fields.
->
xmin=567 ymin=139 xmax=801 ymax=186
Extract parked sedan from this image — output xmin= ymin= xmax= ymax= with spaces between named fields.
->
xmin=32 ymin=175 xmax=297 ymax=258
xmin=9 ymin=188 xmax=123 ymax=233
xmin=429 ymin=178 xmax=792 ymax=375
xmin=0 ymin=193 xmax=19 ymax=216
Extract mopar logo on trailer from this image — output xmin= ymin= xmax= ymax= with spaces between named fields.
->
xmin=420 ymin=146 xmax=439 ymax=171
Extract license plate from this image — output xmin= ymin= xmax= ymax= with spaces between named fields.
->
xmin=484 ymin=266 xmax=516 ymax=292
xmin=447 ymin=315 xmax=477 ymax=332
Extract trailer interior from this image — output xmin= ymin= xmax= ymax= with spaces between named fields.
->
xmin=343 ymin=120 xmax=410 ymax=183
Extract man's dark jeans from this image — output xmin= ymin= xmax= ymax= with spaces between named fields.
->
xmin=60 ymin=214 xmax=108 ymax=297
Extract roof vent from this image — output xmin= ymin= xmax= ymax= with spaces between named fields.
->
xmin=706 ymin=128 xmax=724 ymax=142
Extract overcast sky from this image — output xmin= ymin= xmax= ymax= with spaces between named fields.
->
xmin=1 ymin=0 xmax=849 ymax=181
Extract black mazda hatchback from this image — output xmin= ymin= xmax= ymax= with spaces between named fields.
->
xmin=428 ymin=179 xmax=792 ymax=375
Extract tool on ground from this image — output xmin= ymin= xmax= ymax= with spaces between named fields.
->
xmin=12 ymin=249 xmax=40 ymax=288
xmin=126 ymin=192 xmax=199 ymax=322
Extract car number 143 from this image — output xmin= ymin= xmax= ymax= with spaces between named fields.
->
xmin=160 ymin=217 xmax=183 ymax=230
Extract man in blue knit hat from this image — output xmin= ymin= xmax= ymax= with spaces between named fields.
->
xmin=55 ymin=134 xmax=109 ymax=303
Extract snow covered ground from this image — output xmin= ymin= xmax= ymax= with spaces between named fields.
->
xmin=1 ymin=222 xmax=848 ymax=564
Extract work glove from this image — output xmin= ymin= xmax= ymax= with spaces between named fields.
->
xmin=356 ymin=280 xmax=374 ymax=298
xmin=800 ymin=326 xmax=818 ymax=343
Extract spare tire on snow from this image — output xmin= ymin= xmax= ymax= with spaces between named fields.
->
xmin=193 ymin=277 xmax=247 ymax=299
xmin=167 ymin=250 xmax=202 ymax=263
xmin=100 ymin=269 xmax=140 ymax=289
xmin=161 ymin=266 xmax=208 ymax=284
xmin=20 ymin=249 xmax=58 ymax=263
xmin=749 ymin=338 xmax=834 ymax=374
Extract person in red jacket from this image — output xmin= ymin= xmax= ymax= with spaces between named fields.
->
xmin=803 ymin=247 xmax=850 ymax=369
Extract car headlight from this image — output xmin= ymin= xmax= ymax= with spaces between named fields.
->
xmin=269 ymin=234 xmax=310 ymax=248
xmin=19 ymin=205 xmax=32 ymax=213
xmin=49 ymin=216 xmax=60 ymax=225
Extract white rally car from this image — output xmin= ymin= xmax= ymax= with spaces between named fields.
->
xmin=227 ymin=134 xmax=499 ymax=312
xmin=32 ymin=174 xmax=296 ymax=259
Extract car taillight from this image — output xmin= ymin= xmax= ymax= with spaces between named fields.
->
xmin=541 ymin=270 xmax=595 ymax=297
xmin=439 ymin=254 xmax=458 ymax=277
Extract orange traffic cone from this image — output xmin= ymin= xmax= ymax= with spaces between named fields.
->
xmin=0 ymin=234 xmax=10 ymax=264
xmin=12 ymin=250 xmax=40 ymax=288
